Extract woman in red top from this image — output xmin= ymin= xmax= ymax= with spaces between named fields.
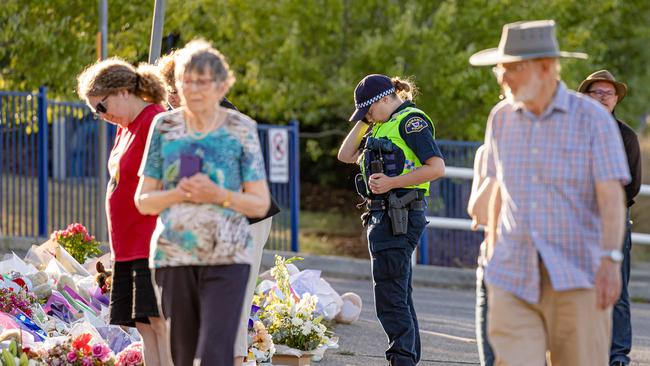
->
xmin=77 ymin=58 xmax=170 ymax=366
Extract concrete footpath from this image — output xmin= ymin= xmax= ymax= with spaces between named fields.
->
xmin=2 ymin=237 xmax=649 ymax=300
xmin=261 ymin=250 xmax=650 ymax=302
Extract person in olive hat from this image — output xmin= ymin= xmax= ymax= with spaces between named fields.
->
xmin=338 ymin=74 xmax=445 ymax=366
xmin=470 ymin=20 xmax=630 ymax=366
xmin=579 ymin=70 xmax=642 ymax=366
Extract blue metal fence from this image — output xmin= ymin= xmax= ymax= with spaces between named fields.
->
xmin=419 ymin=140 xmax=483 ymax=267
xmin=0 ymin=88 xmax=300 ymax=253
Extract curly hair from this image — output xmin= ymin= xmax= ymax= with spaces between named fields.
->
xmin=391 ymin=76 xmax=419 ymax=102
xmin=156 ymin=50 xmax=178 ymax=92
xmin=77 ymin=57 xmax=166 ymax=104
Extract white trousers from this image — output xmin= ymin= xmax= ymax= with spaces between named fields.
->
xmin=233 ymin=217 xmax=273 ymax=357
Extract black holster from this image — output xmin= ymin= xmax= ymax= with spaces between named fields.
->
xmin=387 ymin=190 xmax=423 ymax=235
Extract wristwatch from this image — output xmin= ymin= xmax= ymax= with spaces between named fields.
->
xmin=222 ymin=190 xmax=233 ymax=208
xmin=601 ymin=249 xmax=624 ymax=263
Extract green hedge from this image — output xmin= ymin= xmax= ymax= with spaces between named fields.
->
xmin=2 ymin=0 xmax=648 ymax=186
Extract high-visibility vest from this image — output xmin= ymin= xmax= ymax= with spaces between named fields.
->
xmin=360 ymin=106 xmax=435 ymax=196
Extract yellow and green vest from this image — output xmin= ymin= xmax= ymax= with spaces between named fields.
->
xmin=360 ymin=106 xmax=435 ymax=196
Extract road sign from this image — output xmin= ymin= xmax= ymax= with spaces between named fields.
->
xmin=268 ymin=128 xmax=289 ymax=183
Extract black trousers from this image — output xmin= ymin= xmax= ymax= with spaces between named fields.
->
xmin=154 ymin=264 xmax=250 ymax=366
xmin=367 ymin=209 xmax=427 ymax=366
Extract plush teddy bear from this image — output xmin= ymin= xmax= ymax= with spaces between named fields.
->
xmin=95 ymin=261 xmax=112 ymax=294
xmin=335 ymin=292 xmax=363 ymax=324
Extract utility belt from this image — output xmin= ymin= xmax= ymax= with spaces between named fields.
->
xmin=363 ymin=189 xmax=424 ymax=235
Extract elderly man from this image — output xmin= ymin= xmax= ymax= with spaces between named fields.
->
xmin=579 ymin=70 xmax=642 ymax=366
xmin=469 ymin=20 xmax=631 ymax=366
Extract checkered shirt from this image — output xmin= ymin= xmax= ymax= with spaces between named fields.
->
xmin=484 ymin=82 xmax=631 ymax=303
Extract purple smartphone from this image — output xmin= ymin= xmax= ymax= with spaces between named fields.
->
xmin=179 ymin=154 xmax=202 ymax=178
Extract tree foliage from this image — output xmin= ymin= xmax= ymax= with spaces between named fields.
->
xmin=2 ymin=0 xmax=649 ymax=186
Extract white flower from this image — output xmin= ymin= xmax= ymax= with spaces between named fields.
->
xmin=316 ymin=324 xmax=325 ymax=336
xmin=291 ymin=317 xmax=303 ymax=326
xmin=301 ymin=321 xmax=313 ymax=336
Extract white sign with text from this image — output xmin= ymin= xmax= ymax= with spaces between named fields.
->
xmin=268 ymin=128 xmax=289 ymax=183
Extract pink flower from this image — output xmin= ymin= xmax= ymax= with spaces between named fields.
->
xmin=67 ymin=351 xmax=78 ymax=362
xmin=92 ymin=343 xmax=111 ymax=361
xmin=125 ymin=349 xmax=143 ymax=365
xmin=69 ymin=223 xmax=87 ymax=235
xmin=116 ymin=343 xmax=144 ymax=366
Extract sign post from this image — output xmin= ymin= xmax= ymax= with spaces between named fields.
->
xmin=268 ymin=129 xmax=289 ymax=184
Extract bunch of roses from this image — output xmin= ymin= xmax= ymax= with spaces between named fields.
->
xmin=39 ymin=333 xmax=114 ymax=366
xmin=50 ymin=223 xmax=102 ymax=264
xmin=0 ymin=287 xmax=38 ymax=318
xmin=115 ymin=342 xmax=143 ymax=366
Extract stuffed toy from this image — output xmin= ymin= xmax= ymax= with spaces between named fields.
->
xmin=335 ymin=292 xmax=363 ymax=324
xmin=95 ymin=261 xmax=113 ymax=294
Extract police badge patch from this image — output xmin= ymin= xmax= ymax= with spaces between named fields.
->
xmin=404 ymin=117 xmax=428 ymax=134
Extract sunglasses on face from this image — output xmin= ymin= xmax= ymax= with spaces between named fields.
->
xmin=95 ymin=95 xmax=109 ymax=114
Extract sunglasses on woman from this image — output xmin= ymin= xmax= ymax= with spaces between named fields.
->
xmin=95 ymin=95 xmax=109 ymax=114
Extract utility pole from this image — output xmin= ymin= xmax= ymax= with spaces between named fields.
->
xmin=97 ymin=0 xmax=108 ymax=243
xmin=148 ymin=0 xmax=166 ymax=64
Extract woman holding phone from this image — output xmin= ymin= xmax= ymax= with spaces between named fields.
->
xmin=156 ymin=49 xmax=280 ymax=366
xmin=135 ymin=39 xmax=270 ymax=366
xmin=76 ymin=58 xmax=170 ymax=365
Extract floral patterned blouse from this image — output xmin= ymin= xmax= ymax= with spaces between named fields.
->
xmin=140 ymin=108 xmax=266 ymax=268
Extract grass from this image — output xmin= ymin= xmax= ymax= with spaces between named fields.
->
xmin=298 ymin=210 xmax=366 ymax=258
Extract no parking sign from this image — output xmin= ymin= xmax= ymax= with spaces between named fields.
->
xmin=268 ymin=128 xmax=289 ymax=183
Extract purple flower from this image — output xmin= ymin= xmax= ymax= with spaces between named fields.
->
xmin=82 ymin=356 xmax=94 ymax=366
xmin=92 ymin=343 xmax=111 ymax=361
xmin=67 ymin=351 xmax=78 ymax=362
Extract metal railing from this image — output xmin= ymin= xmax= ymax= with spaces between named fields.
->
xmin=428 ymin=166 xmax=650 ymax=245
xmin=0 ymin=88 xmax=300 ymax=253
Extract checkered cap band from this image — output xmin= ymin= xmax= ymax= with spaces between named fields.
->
xmin=355 ymin=87 xmax=396 ymax=109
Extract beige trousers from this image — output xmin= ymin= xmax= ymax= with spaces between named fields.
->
xmin=487 ymin=264 xmax=612 ymax=366
xmin=234 ymin=217 xmax=273 ymax=357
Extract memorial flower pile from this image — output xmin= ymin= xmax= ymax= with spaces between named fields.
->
xmin=255 ymin=256 xmax=330 ymax=352
xmin=50 ymin=223 xmax=101 ymax=264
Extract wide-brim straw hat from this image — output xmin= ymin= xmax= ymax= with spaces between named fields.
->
xmin=578 ymin=69 xmax=627 ymax=103
xmin=469 ymin=20 xmax=588 ymax=66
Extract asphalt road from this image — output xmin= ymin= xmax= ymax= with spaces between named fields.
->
xmin=317 ymin=277 xmax=650 ymax=366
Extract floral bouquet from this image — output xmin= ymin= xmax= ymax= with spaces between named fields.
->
xmin=247 ymin=306 xmax=275 ymax=365
xmin=115 ymin=342 xmax=143 ymax=366
xmin=50 ymin=223 xmax=102 ymax=265
xmin=255 ymin=256 xmax=331 ymax=353
xmin=0 ymin=287 xmax=38 ymax=318
xmin=39 ymin=333 xmax=115 ymax=366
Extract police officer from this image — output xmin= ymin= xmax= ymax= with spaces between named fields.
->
xmin=338 ymin=74 xmax=445 ymax=366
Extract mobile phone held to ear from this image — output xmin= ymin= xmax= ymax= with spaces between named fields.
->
xmin=179 ymin=154 xmax=202 ymax=179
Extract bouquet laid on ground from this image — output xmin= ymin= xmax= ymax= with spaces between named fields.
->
xmin=0 ymin=287 xmax=38 ymax=318
xmin=247 ymin=305 xmax=275 ymax=364
xmin=254 ymin=256 xmax=330 ymax=352
xmin=50 ymin=223 xmax=102 ymax=265
xmin=38 ymin=333 xmax=115 ymax=366
xmin=114 ymin=342 xmax=143 ymax=366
